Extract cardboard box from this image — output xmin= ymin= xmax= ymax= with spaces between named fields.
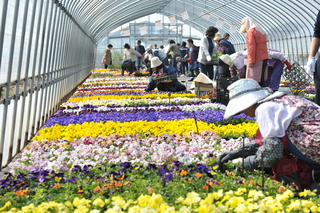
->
xmin=191 ymin=73 xmax=216 ymax=96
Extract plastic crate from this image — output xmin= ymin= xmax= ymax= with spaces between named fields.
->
xmin=216 ymin=76 xmax=239 ymax=105
xmin=281 ymin=61 xmax=313 ymax=94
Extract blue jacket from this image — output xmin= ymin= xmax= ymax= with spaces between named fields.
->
xmin=135 ymin=45 xmax=145 ymax=55
xmin=219 ymin=38 xmax=236 ymax=55
xmin=145 ymin=65 xmax=178 ymax=92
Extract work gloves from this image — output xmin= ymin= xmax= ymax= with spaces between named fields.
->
xmin=306 ymin=57 xmax=316 ymax=76
xmin=217 ymin=141 xmax=259 ymax=164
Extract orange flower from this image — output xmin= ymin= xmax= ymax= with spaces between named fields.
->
xmin=278 ymin=185 xmax=286 ymax=193
xmin=115 ymin=182 xmax=123 ymax=187
xmin=15 ymin=188 xmax=28 ymax=196
xmin=116 ymin=175 xmax=126 ymax=180
xmin=179 ymin=169 xmax=188 ymax=176
xmin=94 ymin=186 xmax=102 ymax=192
xmin=195 ymin=173 xmax=202 ymax=178
xmin=104 ymin=183 xmax=113 ymax=189
xmin=203 ymin=184 xmax=210 ymax=190
xmin=249 ymin=180 xmax=255 ymax=185
xmin=125 ymin=181 xmax=133 ymax=186
xmin=53 ymin=183 xmax=61 ymax=188
xmin=290 ymin=182 xmax=300 ymax=190
xmin=146 ymin=186 xmax=155 ymax=194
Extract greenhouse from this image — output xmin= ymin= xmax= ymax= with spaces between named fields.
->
xmin=1 ymin=0 xmax=320 ymax=212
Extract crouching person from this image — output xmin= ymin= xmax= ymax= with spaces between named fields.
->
xmin=217 ymin=78 xmax=320 ymax=193
xmin=145 ymin=57 xmax=186 ymax=92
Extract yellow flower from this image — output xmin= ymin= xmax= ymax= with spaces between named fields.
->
xmin=111 ymin=196 xmax=126 ymax=208
xmin=234 ymin=188 xmax=246 ymax=195
xmin=138 ymin=195 xmax=150 ymax=207
xmin=0 ymin=202 xmax=12 ymax=211
xmin=21 ymin=203 xmax=35 ymax=212
xmin=93 ymin=198 xmax=105 ymax=208
xmin=147 ymin=193 xmax=163 ymax=209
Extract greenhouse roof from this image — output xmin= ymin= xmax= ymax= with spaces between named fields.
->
xmin=60 ymin=0 xmax=318 ymax=43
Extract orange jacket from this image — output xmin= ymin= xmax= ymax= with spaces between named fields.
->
xmin=246 ymin=28 xmax=268 ymax=64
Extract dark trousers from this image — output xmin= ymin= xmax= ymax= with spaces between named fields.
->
xmin=199 ymin=63 xmax=214 ymax=80
xmin=104 ymin=64 xmax=108 ymax=69
xmin=259 ymin=59 xmax=268 ymax=87
xmin=190 ymin=68 xmax=199 ymax=77
xmin=264 ymin=61 xmax=284 ymax=90
xmin=315 ymin=59 xmax=320 ymax=105
xmin=157 ymin=82 xmax=186 ymax=92
xmin=218 ymin=59 xmax=231 ymax=77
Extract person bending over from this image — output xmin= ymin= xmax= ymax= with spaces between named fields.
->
xmin=145 ymin=57 xmax=186 ymax=92
xmin=218 ymin=78 xmax=320 ymax=193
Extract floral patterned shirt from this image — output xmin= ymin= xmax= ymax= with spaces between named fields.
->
xmin=258 ymin=95 xmax=320 ymax=164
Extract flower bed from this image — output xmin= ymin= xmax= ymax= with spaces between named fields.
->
xmin=1 ymin=71 xmax=319 ymax=212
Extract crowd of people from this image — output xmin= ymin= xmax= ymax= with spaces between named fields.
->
xmin=101 ymin=19 xmax=292 ymax=93
xmin=100 ymin=14 xmax=320 ymax=194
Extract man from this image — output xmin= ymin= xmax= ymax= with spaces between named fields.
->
xmin=154 ymin=44 xmax=158 ymax=49
xmin=134 ymin=40 xmax=145 ymax=70
xmin=306 ymin=10 xmax=320 ymax=106
xmin=165 ymin=39 xmax=181 ymax=75
xmin=186 ymin=39 xmax=199 ymax=81
xmin=218 ymin=78 xmax=320 ymax=194
xmin=219 ymin=33 xmax=236 ymax=55
xmin=145 ymin=57 xmax=186 ymax=92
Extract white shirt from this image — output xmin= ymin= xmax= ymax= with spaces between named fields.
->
xmin=255 ymin=101 xmax=302 ymax=138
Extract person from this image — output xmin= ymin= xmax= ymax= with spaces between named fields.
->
xmin=160 ymin=45 xmax=165 ymax=51
xmin=120 ymin=59 xmax=133 ymax=76
xmin=144 ymin=47 xmax=168 ymax=65
xmin=219 ymin=33 xmax=236 ymax=55
xmin=134 ymin=40 xmax=145 ymax=70
xmin=198 ymin=26 xmax=219 ymax=80
xmin=306 ymin=10 xmax=320 ymax=106
xmin=239 ymin=17 xmax=268 ymax=86
xmin=154 ymin=44 xmax=158 ymax=49
xmin=145 ymin=57 xmax=186 ymax=92
xmin=144 ymin=47 xmax=168 ymax=75
xmin=123 ymin=43 xmax=143 ymax=73
xmin=187 ymin=38 xmax=200 ymax=81
xmin=101 ymin=44 xmax=113 ymax=69
xmin=264 ymin=49 xmax=292 ymax=91
xmin=179 ymin=41 xmax=189 ymax=77
xmin=213 ymin=33 xmax=225 ymax=79
xmin=218 ymin=78 xmax=320 ymax=193
xmin=165 ymin=39 xmax=181 ymax=75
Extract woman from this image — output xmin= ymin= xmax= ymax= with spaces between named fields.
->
xmin=198 ymin=26 xmax=218 ymax=80
xmin=123 ymin=43 xmax=143 ymax=72
xmin=218 ymin=78 xmax=320 ymax=193
xmin=101 ymin=44 xmax=113 ymax=69
xmin=239 ymin=17 xmax=268 ymax=86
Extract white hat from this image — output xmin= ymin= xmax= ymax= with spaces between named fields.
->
xmin=214 ymin=33 xmax=222 ymax=41
xmin=145 ymin=47 xmax=152 ymax=53
xmin=224 ymin=79 xmax=272 ymax=119
xmin=150 ymin=57 xmax=162 ymax=68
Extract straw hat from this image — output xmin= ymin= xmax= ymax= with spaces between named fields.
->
xmin=150 ymin=57 xmax=162 ymax=68
xmin=224 ymin=79 xmax=272 ymax=119
xmin=214 ymin=33 xmax=222 ymax=41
